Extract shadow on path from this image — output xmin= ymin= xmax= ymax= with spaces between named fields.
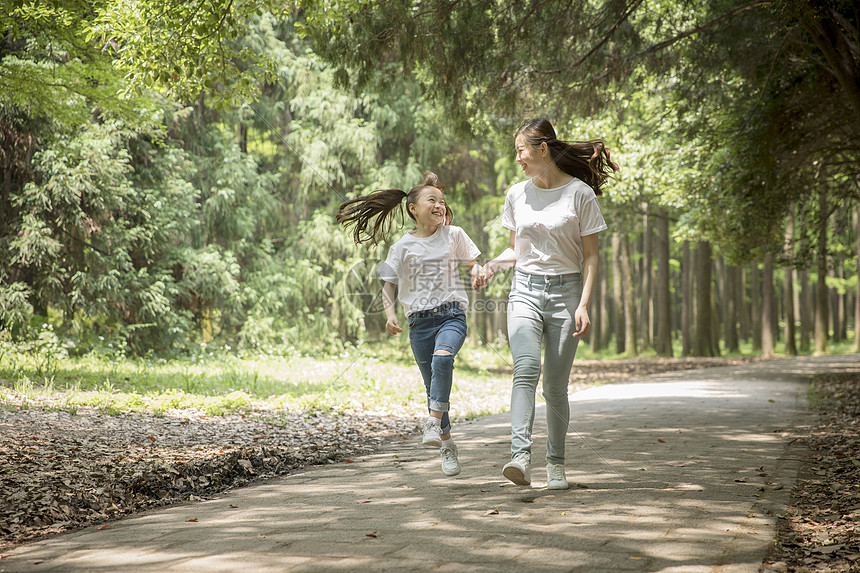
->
xmin=2 ymin=355 xmax=857 ymax=573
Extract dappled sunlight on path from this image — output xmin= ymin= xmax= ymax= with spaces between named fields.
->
xmin=3 ymin=355 xmax=858 ymax=572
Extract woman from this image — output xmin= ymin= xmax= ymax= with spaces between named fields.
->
xmin=484 ymin=119 xmax=616 ymax=489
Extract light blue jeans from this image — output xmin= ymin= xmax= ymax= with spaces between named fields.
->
xmin=507 ymin=271 xmax=582 ymax=465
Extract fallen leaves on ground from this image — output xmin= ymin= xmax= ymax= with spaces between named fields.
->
xmin=764 ymin=373 xmax=860 ymax=573
xmin=0 ymin=407 xmax=420 ymax=550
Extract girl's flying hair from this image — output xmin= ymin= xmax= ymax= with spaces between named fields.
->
xmin=336 ymin=172 xmax=451 ymax=245
xmin=516 ymin=118 xmax=618 ymax=196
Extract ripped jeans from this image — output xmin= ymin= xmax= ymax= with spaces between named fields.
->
xmin=408 ymin=301 xmax=468 ymax=435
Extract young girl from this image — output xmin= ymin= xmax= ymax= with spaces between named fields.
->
xmin=337 ymin=172 xmax=485 ymax=477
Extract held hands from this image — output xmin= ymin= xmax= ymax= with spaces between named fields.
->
xmin=386 ymin=317 xmax=403 ymax=335
xmin=472 ymin=263 xmax=494 ymax=291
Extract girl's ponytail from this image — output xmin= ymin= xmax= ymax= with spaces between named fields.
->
xmin=336 ymin=171 xmax=451 ymax=245
xmin=337 ymin=188 xmax=408 ymax=245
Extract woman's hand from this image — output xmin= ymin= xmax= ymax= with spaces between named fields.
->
xmin=386 ymin=317 xmax=403 ymax=335
xmin=573 ymin=306 xmax=591 ymax=337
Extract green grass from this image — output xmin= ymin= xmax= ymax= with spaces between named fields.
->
xmin=1 ymin=333 xmax=856 ymax=419
xmin=0 ymin=341 xmax=514 ymax=419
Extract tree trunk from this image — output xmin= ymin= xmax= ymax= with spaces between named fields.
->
xmin=238 ymin=122 xmax=248 ymax=154
xmin=762 ymin=253 xmax=775 ymax=356
xmin=599 ymin=247 xmax=611 ymax=351
xmin=799 ymin=268 xmax=812 ymax=352
xmin=681 ymin=241 xmax=692 ymax=357
xmin=725 ymin=263 xmax=739 ymax=352
xmin=739 ymin=266 xmax=750 ymax=343
xmin=842 ymin=269 xmax=849 ymax=342
xmin=815 ymin=187 xmax=829 ymax=354
xmin=622 ymin=233 xmax=638 ymax=356
xmin=855 ymin=209 xmax=860 ymax=353
xmin=612 ymin=232 xmax=625 ymax=354
xmin=712 ymin=257 xmax=723 ymax=354
xmin=590 ymin=248 xmax=602 ymax=353
xmin=830 ymin=267 xmax=841 ymax=343
xmin=784 ymin=210 xmax=798 ymax=356
xmin=640 ymin=205 xmax=652 ymax=351
xmin=750 ymin=264 xmax=762 ymax=351
xmin=693 ymin=241 xmax=715 ymax=356
xmin=655 ymin=209 xmax=673 ymax=356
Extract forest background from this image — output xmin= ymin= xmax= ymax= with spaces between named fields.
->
xmin=1 ymin=0 xmax=859 ymax=397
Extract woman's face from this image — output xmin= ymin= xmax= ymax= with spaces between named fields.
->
xmin=409 ymin=187 xmax=447 ymax=227
xmin=515 ymin=133 xmax=547 ymax=178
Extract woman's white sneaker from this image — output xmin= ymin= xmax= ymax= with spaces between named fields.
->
xmin=503 ymin=452 xmax=531 ymax=485
xmin=546 ymin=463 xmax=569 ymax=490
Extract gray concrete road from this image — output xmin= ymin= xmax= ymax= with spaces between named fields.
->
xmin=3 ymin=355 xmax=858 ymax=572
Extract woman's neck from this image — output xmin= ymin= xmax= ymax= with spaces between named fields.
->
xmin=413 ymin=221 xmax=441 ymax=238
xmin=532 ymin=165 xmax=573 ymax=190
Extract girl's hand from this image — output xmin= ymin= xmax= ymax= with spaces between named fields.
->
xmin=573 ymin=306 xmax=591 ymax=337
xmin=386 ymin=317 xmax=403 ymax=335
xmin=472 ymin=264 xmax=489 ymax=290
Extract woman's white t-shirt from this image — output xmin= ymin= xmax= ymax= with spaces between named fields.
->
xmin=377 ymin=225 xmax=481 ymax=316
xmin=502 ymin=177 xmax=607 ymax=275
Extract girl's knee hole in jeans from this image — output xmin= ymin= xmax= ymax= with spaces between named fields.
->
xmin=433 ymin=347 xmax=452 ymax=356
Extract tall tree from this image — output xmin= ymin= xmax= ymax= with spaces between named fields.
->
xmin=612 ymin=232 xmax=625 ymax=354
xmin=693 ymin=241 xmax=715 ymax=357
xmin=855 ymin=209 xmax=860 ymax=353
xmin=784 ymin=209 xmax=798 ymax=356
xmin=761 ymin=253 xmax=776 ymax=356
xmin=640 ymin=206 xmax=653 ymax=350
xmin=724 ymin=263 xmax=740 ymax=353
xmin=815 ymin=187 xmax=829 ymax=354
xmin=681 ymin=241 xmax=692 ymax=356
xmin=654 ymin=209 xmax=673 ymax=356
xmin=622 ymin=233 xmax=638 ymax=356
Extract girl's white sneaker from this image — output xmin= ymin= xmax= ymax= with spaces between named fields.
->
xmin=440 ymin=443 xmax=461 ymax=476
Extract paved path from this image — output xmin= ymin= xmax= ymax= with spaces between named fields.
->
xmin=3 ymin=355 xmax=859 ymax=572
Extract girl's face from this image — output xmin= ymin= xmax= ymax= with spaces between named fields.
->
xmin=409 ymin=187 xmax=447 ymax=227
xmin=515 ymin=133 xmax=548 ymax=178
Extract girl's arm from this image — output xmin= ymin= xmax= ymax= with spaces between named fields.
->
xmin=381 ymin=281 xmax=403 ymax=335
xmin=573 ymin=233 xmax=599 ymax=337
xmin=484 ymin=230 xmax=517 ymax=276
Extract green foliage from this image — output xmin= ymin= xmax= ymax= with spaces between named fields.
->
xmin=4 ymin=121 xmax=198 ymax=351
xmin=90 ymin=1 xmax=281 ymax=106
xmin=4 ymin=0 xmax=857 ymax=365
xmin=0 ymin=0 xmax=156 ymax=127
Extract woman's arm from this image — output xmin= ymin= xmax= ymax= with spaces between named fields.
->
xmin=574 ymin=233 xmax=599 ymax=337
xmin=381 ymin=281 xmax=402 ymax=334
xmin=484 ymin=230 xmax=517 ymax=276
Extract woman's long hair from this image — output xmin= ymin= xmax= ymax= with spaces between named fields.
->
xmin=336 ymin=172 xmax=451 ymax=245
xmin=516 ymin=118 xmax=618 ymax=196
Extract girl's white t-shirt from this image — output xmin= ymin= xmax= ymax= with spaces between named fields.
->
xmin=377 ymin=225 xmax=481 ymax=316
xmin=502 ymin=177 xmax=607 ymax=275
